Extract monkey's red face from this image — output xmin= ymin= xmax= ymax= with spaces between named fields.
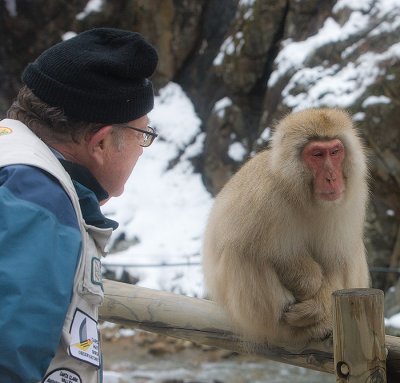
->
xmin=302 ymin=139 xmax=345 ymax=201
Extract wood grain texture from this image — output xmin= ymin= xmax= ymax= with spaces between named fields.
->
xmin=99 ymin=280 xmax=400 ymax=381
xmin=332 ymin=289 xmax=386 ymax=382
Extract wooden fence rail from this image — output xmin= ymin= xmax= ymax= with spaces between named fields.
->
xmin=99 ymin=279 xmax=400 ymax=381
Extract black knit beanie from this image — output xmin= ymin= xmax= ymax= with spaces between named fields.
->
xmin=22 ymin=28 xmax=158 ymax=123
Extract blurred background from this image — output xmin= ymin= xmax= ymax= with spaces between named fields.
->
xmin=1 ymin=0 xmax=400 ymax=381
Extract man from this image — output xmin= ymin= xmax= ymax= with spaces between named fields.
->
xmin=0 ymin=28 xmax=158 ymax=382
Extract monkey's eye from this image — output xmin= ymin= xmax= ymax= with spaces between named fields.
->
xmin=331 ymin=148 xmax=340 ymax=155
xmin=312 ymin=152 xmax=323 ymax=157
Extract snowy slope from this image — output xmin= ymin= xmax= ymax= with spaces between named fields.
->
xmin=101 ymin=83 xmax=213 ymax=297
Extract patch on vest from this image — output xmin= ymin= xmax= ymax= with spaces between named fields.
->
xmin=91 ymin=257 xmax=103 ymax=289
xmin=42 ymin=368 xmax=81 ymax=383
xmin=0 ymin=127 xmax=12 ymax=136
xmin=69 ymin=309 xmax=100 ymax=367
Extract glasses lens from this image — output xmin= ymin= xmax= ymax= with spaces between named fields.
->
xmin=142 ymin=132 xmax=150 ymax=147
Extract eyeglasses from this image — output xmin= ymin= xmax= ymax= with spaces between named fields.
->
xmin=113 ymin=124 xmax=158 ymax=147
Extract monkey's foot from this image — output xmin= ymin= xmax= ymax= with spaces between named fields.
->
xmin=304 ymin=323 xmax=332 ymax=343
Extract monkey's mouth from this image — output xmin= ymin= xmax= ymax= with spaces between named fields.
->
xmin=318 ymin=189 xmax=344 ymax=201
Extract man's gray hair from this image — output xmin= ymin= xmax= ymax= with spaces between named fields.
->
xmin=7 ymin=85 xmax=125 ymax=150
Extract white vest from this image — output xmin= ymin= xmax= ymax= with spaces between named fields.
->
xmin=0 ymin=119 xmax=113 ymax=383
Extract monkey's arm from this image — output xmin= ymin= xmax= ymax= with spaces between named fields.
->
xmin=270 ymin=252 xmax=328 ymax=331
xmin=272 ymin=254 xmax=324 ymax=302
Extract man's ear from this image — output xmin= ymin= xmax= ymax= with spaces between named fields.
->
xmin=86 ymin=125 xmax=114 ymax=166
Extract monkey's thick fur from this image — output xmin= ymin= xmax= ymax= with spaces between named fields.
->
xmin=202 ymin=108 xmax=369 ymax=346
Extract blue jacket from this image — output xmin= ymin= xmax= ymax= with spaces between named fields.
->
xmin=0 ymin=160 xmax=117 ymax=382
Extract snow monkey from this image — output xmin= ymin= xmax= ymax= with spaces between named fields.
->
xmin=202 ymin=108 xmax=369 ymax=346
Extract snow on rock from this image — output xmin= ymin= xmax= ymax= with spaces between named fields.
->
xmin=268 ymin=0 xmax=400 ymax=111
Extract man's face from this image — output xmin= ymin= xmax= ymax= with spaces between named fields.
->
xmin=93 ymin=115 xmax=148 ymax=199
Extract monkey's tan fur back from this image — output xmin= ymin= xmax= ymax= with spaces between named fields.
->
xmin=202 ymin=108 xmax=369 ymax=346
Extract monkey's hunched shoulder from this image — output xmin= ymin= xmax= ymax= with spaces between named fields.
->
xmin=219 ymin=150 xmax=275 ymax=197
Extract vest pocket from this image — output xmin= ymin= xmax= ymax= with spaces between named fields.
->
xmin=78 ymin=225 xmax=111 ymax=306
xmin=79 ymin=253 xmax=104 ymax=305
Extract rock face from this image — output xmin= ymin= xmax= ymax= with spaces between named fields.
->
xmin=1 ymin=0 xmax=399 ymax=290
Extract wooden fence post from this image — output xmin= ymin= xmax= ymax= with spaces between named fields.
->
xmin=332 ymin=288 xmax=386 ymax=383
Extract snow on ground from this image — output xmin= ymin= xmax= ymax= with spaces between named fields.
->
xmin=386 ymin=313 xmax=400 ymax=328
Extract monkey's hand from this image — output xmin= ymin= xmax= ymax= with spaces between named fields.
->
xmin=282 ymin=287 xmax=331 ymax=328
xmin=283 ymin=300 xmax=324 ymax=327
xmin=283 ymin=300 xmax=332 ymax=342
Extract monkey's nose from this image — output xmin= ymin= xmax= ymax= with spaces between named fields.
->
xmin=326 ymin=172 xmax=336 ymax=182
